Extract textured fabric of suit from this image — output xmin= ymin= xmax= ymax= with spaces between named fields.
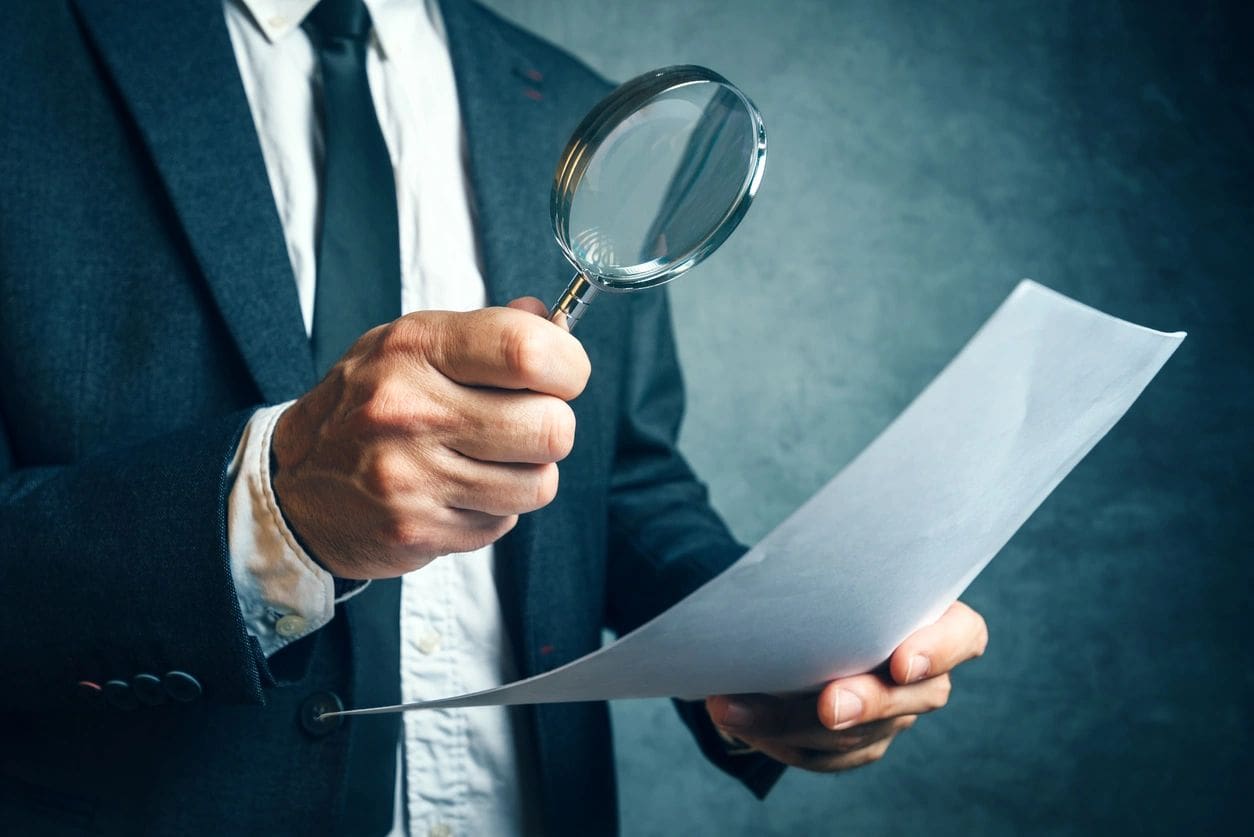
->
xmin=0 ymin=0 xmax=784 ymax=833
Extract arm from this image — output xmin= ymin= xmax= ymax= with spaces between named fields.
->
xmin=1 ymin=303 xmax=588 ymax=716
xmin=603 ymin=287 xmax=787 ymax=797
xmin=0 ymin=407 xmax=271 ymax=712
xmin=601 ymin=290 xmax=992 ymax=789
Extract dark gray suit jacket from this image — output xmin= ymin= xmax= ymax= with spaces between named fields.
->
xmin=0 ymin=0 xmax=784 ymax=833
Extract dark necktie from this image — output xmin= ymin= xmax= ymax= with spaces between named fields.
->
xmin=304 ymin=0 xmax=401 ymax=377
xmin=303 ymin=3 xmax=402 ymax=834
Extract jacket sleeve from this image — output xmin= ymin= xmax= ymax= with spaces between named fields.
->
xmin=604 ymin=288 xmax=786 ymax=799
xmin=0 ymin=406 xmax=310 ymax=713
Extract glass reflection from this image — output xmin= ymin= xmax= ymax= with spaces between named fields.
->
xmin=566 ymin=84 xmax=755 ymax=276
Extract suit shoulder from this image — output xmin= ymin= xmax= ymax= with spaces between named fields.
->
xmin=0 ymin=0 xmax=76 ymax=64
xmin=463 ymin=1 xmax=616 ymax=95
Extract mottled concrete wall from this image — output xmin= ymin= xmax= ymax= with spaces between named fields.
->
xmin=479 ymin=1 xmax=1252 ymax=833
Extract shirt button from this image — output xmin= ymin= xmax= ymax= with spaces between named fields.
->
xmin=416 ymin=628 xmax=442 ymax=656
xmin=275 ymin=614 xmax=308 ymax=638
xmin=266 ymin=15 xmax=287 ymax=28
xmin=429 ymin=824 xmax=452 ymax=837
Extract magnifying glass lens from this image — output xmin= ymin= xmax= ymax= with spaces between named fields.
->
xmin=548 ymin=66 xmax=766 ymax=330
xmin=568 ymin=85 xmax=756 ymax=278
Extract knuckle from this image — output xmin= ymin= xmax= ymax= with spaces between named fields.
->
xmin=350 ymin=322 xmax=393 ymax=359
xmin=417 ymin=396 xmax=456 ymax=434
xmin=501 ymin=320 xmax=546 ymax=384
xmin=380 ymin=514 xmax=433 ymax=553
xmin=865 ymin=740 xmax=891 ymax=764
xmin=448 ymin=511 xmax=516 ymax=557
xmin=541 ymin=401 xmax=577 ymax=461
xmin=859 ymin=684 xmax=887 ymax=721
xmin=493 ymin=514 xmax=520 ymax=540
xmin=362 ymin=451 xmax=409 ymax=497
xmin=379 ymin=315 xmax=423 ymax=354
xmin=568 ymin=340 xmax=592 ymax=395
xmin=930 ymin=675 xmax=953 ymax=710
xmin=533 ymin=464 xmax=560 ymax=508
xmin=458 ymin=515 xmax=517 ymax=552
xmin=358 ymin=381 xmax=407 ymax=429
xmin=449 ymin=527 xmax=492 ymax=554
xmin=975 ymin=619 xmax=990 ymax=657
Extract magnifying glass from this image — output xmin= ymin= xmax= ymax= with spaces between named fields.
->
xmin=548 ymin=65 xmax=767 ymax=331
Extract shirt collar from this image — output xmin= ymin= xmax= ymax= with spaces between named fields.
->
xmin=234 ymin=0 xmax=420 ymax=58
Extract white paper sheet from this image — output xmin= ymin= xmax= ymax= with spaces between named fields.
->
xmin=329 ymin=281 xmax=1184 ymax=717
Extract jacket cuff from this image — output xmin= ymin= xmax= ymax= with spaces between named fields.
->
xmin=673 ymin=698 xmax=787 ymax=799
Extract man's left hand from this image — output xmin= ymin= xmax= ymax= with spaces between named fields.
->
xmin=705 ymin=601 xmax=988 ymax=773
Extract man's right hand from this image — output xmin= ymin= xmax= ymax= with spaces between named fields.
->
xmin=271 ymin=298 xmax=589 ymax=580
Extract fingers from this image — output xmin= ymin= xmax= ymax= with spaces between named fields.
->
xmin=395 ymin=307 xmax=589 ymax=399
xmin=889 ymin=601 xmax=989 ymax=686
xmin=277 ymin=302 xmax=590 ymax=579
xmin=441 ymin=456 xmax=560 ymax=517
xmin=435 ymin=508 xmax=520 ymax=554
xmin=758 ymin=730 xmax=903 ymax=773
xmin=815 ymin=673 xmax=952 ymax=731
xmin=707 ymin=693 xmax=912 ymax=750
xmin=700 ymin=607 xmax=985 ymax=777
xmin=708 ymin=674 xmax=945 ymax=744
xmin=441 ymin=386 xmax=576 ymax=464
xmin=706 ymin=694 xmax=916 ymax=773
xmin=357 ymin=434 xmax=562 ymax=519
xmin=387 ymin=506 xmax=518 ymax=559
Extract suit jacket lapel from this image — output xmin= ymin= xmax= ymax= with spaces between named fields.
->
xmin=439 ymin=0 xmax=573 ymax=311
xmin=73 ymin=0 xmax=315 ymax=404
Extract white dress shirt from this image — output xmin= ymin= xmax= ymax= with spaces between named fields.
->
xmin=222 ymin=1 xmax=527 ymax=834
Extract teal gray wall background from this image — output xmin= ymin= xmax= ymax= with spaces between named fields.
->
xmin=480 ymin=1 xmax=1252 ymax=833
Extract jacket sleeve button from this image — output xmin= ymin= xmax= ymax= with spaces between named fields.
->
xmin=74 ymin=680 xmax=102 ymax=703
xmin=131 ymin=673 xmax=166 ymax=706
xmin=162 ymin=671 xmax=203 ymax=702
xmin=103 ymin=679 xmax=138 ymax=711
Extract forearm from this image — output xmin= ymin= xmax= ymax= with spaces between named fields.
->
xmin=0 ymin=409 xmax=269 ymax=712
xmin=603 ymin=287 xmax=747 ymax=634
xmin=605 ymin=447 xmax=747 ymax=634
xmin=602 ymin=288 xmax=787 ymax=796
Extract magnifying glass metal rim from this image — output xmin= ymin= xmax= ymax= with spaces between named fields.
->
xmin=548 ymin=65 xmax=767 ymax=329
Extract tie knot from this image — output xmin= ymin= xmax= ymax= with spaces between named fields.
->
xmin=303 ymin=0 xmax=373 ymax=44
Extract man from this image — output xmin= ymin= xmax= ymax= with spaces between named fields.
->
xmin=0 ymin=0 xmax=988 ymax=834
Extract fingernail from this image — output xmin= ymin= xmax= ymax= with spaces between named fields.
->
xmin=719 ymin=699 xmax=754 ymax=730
xmin=906 ymin=654 xmax=932 ymax=684
xmin=831 ymin=689 xmax=863 ymax=729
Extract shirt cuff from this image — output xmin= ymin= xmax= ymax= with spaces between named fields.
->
xmin=227 ymin=402 xmax=343 ymax=657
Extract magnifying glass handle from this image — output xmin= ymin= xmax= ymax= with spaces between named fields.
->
xmin=548 ymin=273 xmax=600 ymax=332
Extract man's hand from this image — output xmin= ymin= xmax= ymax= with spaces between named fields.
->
xmin=271 ymin=297 xmax=588 ymax=579
xmin=705 ymin=601 xmax=988 ymax=772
